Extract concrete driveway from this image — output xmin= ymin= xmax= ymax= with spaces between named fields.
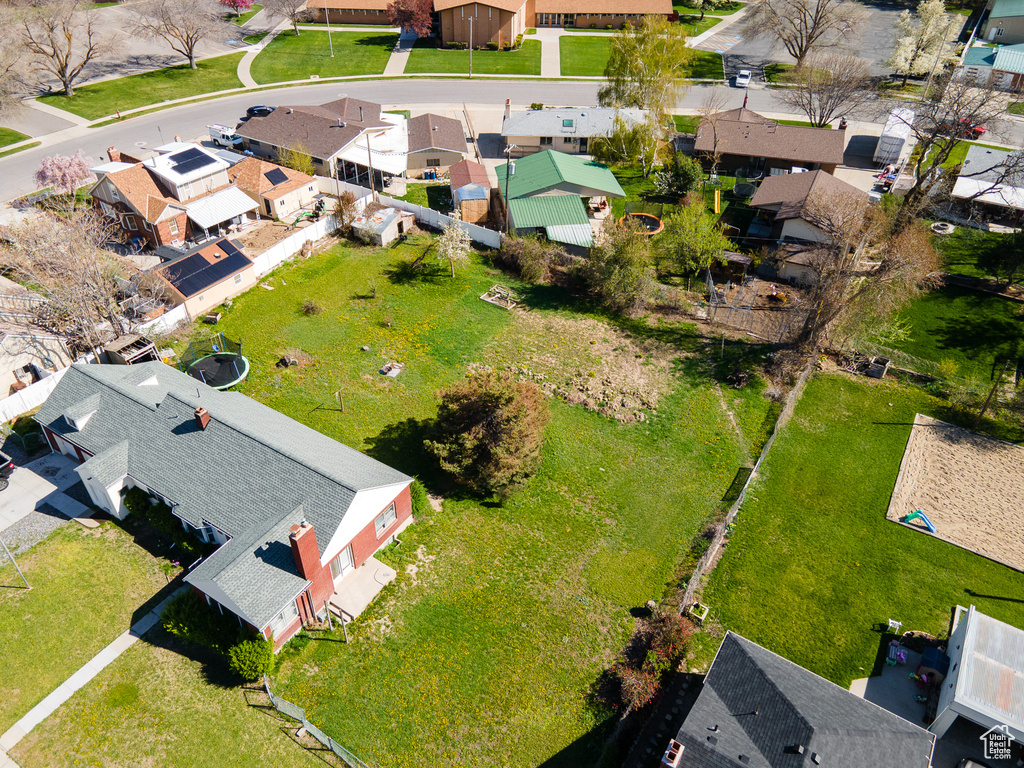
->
xmin=0 ymin=452 xmax=91 ymax=534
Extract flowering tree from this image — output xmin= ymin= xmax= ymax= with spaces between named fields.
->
xmin=436 ymin=210 xmax=471 ymax=277
xmin=219 ymin=0 xmax=253 ymax=16
xmin=34 ymin=151 xmax=92 ymax=207
xmin=386 ymin=0 xmax=433 ymax=36
xmin=884 ymin=0 xmax=953 ymax=87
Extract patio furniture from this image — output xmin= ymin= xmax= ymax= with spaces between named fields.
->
xmin=887 ymin=618 xmax=903 ymax=635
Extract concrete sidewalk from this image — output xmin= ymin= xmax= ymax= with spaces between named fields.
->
xmin=383 ymin=32 xmax=418 ymax=76
xmin=534 ymin=28 xmax=562 ymax=78
xmin=0 ymin=588 xmax=184 ymax=766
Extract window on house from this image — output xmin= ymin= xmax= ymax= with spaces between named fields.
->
xmin=233 ymin=273 xmax=243 ymax=285
xmin=168 ymin=219 xmax=178 ymax=235
xmin=110 ymin=188 xmax=120 ymax=201
xmin=540 ymin=137 xmax=553 ymax=145
xmin=563 ymin=137 xmax=575 ymax=144
xmin=250 ymin=139 xmax=261 ymax=147
xmin=997 ymin=27 xmax=1004 ymax=36
xmin=426 ymin=158 xmax=440 ymax=166
xmin=142 ymin=220 xmax=152 ymax=232
xmin=269 ymin=601 xmax=299 ymax=638
xmin=124 ymin=215 xmax=137 ymax=230
xmin=374 ymin=502 xmax=397 ymax=537
xmin=278 ymin=198 xmax=285 ymax=206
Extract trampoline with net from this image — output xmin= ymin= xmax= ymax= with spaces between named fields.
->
xmin=179 ymin=332 xmax=250 ymax=389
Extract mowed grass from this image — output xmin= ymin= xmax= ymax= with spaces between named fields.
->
xmin=891 ymin=284 xmax=1024 ymax=377
xmin=559 ymin=37 xmax=722 ymax=78
xmin=36 ymin=53 xmax=244 ymax=120
xmin=230 ymin=3 xmax=262 ymax=24
xmin=934 ymin=226 xmax=1013 ymax=281
xmin=702 ymin=374 xmax=1024 ymax=688
xmin=404 ymin=40 xmax=542 ymax=75
xmin=0 ymin=523 xmax=170 ymax=733
xmin=250 ymin=30 xmax=397 ymax=83
xmin=0 ymin=127 xmax=30 ymax=148
xmin=12 ymin=625 xmax=324 ymax=768
xmin=187 ymin=240 xmax=744 ymax=766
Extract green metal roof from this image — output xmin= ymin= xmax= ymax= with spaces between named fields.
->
xmin=994 ymin=43 xmax=1024 ymax=73
xmin=508 ymin=195 xmax=594 ymax=247
xmin=496 ymin=150 xmax=625 ymax=199
xmin=963 ymin=46 xmax=996 ymax=67
xmin=991 ymin=0 xmax=1024 ymax=18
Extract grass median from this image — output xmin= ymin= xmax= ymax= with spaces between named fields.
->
xmin=250 ymin=30 xmax=397 ymax=83
xmin=404 ymin=39 xmax=542 ymax=75
xmin=37 ymin=53 xmax=245 ymax=121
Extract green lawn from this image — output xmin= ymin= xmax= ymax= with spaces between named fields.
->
xmin=0 ymin=523 xmax=170 ymax=733
xmin=250 ymin=30 xmax=397 ymax=83
xmin=230 ymin=3 xmax=262 ymax=24
xmin=672 ymin=0 xmax=745 ymax=14
xmin=765 ymin=63 xmax=827 ymax=84
xmin=1009 ymin=101 xmax=1024 ymax=116
xmin=0 ymin=141 xmax=41 ymax=158
xmin=559 ymin=36 xmax=611 ymax=77
xmin=12 ymin=625 xmax=324 ymax=768
xmin=677 ymin=15 xmax=722 ymax=35
xmin=702 ymin=373 xmax=1024 ymax=688
xmin=396 ymin=182 xmax=452 ymax=210
xmin=560 ymin=37 xmax=722 ymax=78
xmin=242 ymin=31 xmax=268 ymax=44
xmin=776 ymin=118 xmax=830 ymax=128
xmin=0 ymin=127 xmax=30 ymax=148
xmin=934 ymin=226 xmax=1011 ymax=280
xmin=143 ymin=239 xmax=746 ymax=767
xmin=891 ymin=284 xmax=1024 ymax=377
xmin=404 ymin=40 xmax=542 ymax=75
xmin=36 ymin=53 xmax=244 ymax=120
xmin=673 ymin=114 xmax=700 ymax=133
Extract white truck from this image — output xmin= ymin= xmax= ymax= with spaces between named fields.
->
xmin=208 ymin=124 xmax=243 ymax=149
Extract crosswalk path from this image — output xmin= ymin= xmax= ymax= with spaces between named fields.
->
xmin=694 ymin=32 xmax=744 ymax=53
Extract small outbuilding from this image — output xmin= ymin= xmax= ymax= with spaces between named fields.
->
xmin=351 ymin=207 xmax=416 ymax=246
xmin=449 ymin=159 xmax=491 ymax=224
xmin=104 ymin=334 xmax=159 ymax=365
xmin=228 ymin=157 xmax=318 ymax=221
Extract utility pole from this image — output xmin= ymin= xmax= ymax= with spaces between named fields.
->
xmin=924 ymin=16 xmax=956 ymax=98
xmin=365 ymin=137 xmax=377 ymax=201
xmin=324 ymin=0 xmax=334 ymax=57
xmin=468 ymin=15 xmax=474 ymax=79
xmin=503 ymin=143 xmax=517 ymax=233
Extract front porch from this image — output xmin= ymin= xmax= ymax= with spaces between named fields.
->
xmin=327 ymin=556 xmax=396 ymax=621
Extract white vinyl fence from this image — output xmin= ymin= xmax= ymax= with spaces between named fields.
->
xmin=317 ymin=177 xmax=503 ymax=250
xmin=0 ymin=366 xmax=69 ymax=423
xmin=251 ymin=214 xmax=340 ymax=277
xmin=139 ymin=304 xmax=189 ymax=335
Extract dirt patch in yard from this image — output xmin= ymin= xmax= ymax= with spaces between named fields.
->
xmin=234 ymin=220 xmax=296 ymax=253
xmin=482 ymin=312 xmax=679 ymax=422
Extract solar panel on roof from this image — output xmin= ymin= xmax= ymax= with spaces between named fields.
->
xmin=264 ymin=168 xmax=289 ymax=186
xmin=169 ymin=147 xmax=217 ymax=175
xmin=162 ymin=246 xmax=250 ymax=297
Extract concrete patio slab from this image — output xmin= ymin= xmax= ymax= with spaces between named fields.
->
xmin=330 ymin=555 xmax=396 ymax=619
xmin=0 ymin=453 xmax=82 ymax=533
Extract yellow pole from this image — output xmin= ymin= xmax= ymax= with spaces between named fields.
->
xmin=714 ymin=189 xmax=721 ymax=214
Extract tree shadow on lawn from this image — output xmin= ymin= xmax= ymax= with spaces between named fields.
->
xmin=364 ymin=416 xmax=436 ymax=482
xmin=925 ymin=286 xmax=1024 ymax=364
xmin=138 ymin=621 xmax=243 ymax=689
xmin=383 ymin=254 xmax=449 ymax=285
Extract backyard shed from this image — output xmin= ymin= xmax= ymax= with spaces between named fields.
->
xmin=873 ymin=107 xmax=915 ymax=165
xmin=929 ymin=604 xmax=1024 ymax=743
xmin=449 ymin=159 xmax=491 ymax=224
xmin=104 ymin=334 xmax=159 ymax=365
xmin=351 ymin=207 xmax=416 ymax=246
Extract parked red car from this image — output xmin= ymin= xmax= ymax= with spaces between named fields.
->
xmin=938 ymin=118 xmax=986 ymax=139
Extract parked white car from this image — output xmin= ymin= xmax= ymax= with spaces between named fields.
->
xmin=207 ymin=124 xmax=243 ymax=149
xmin=735 ymin=70 xmax=752 ymax=88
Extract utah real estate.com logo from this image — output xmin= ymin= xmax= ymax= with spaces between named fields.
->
xmin=980 ymin=724 xmax=1016 ymax=761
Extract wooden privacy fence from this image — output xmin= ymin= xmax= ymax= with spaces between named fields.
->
xmin=262 ymin=676 xmax=372 ymax=768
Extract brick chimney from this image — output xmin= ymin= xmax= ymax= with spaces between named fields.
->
xmin=505 ymin=98 xmax=511 ymax=119
xmin=194 ymin=407 xmax=210 ymax=430
xmin=289 ymin=520 xmax=320 ymax=579
xmin=108 ymin=147 xmax=121 ymax=162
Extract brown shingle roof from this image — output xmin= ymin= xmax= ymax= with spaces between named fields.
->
xmin=236 ymin=99 xmax=390 ymax=161
xmin=448 ymin=159 xmax=490 ymax=191
xmin=228 ymin=157 xmax=315 ymax=200
xmin=103 ymin=164 xmax=183 ymax=223
xmin=408 ymin=113 xmax=467 ymax=155
xmin=750 ymin=169 xmax=866 ymax=221
xmin=694 ymin=108 xmax=846 ymax=167
xmin=434 ymin=0 xmax=525 ymax=10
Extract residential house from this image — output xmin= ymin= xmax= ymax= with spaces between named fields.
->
xmin=154 ymin=238 xmax=259 ymax=320
xmin=983 ymin=0 xmax=1024 ymax=44
xmin=501 ymin=102 xmax=649 ymax=156
xmin=951 ymin=144 xmax=1024 ymax=220
xmin=694 ymin=108 xmax=847 ymax=176
xmin=228 ymin=157 xmax=318 ymax=220
xmin=929 ymin=605 xmax=1024 ymax=744
xmin=407 ymin=113 xmax=469 ymax=177
xmin=662 ymin=632 xmax=936 ymax=768
xmin=960 ymin=42 xmax=1024 ymax=89
xmin=449 ymin=159 xmax=492 ymax=223
xmin=749 ymin=169 xmax=866 ymax=244
xmin=34 ymin=362 xmax=414 ymax=650
xmin=496 ymin=149 xmax=624 ymax=251
xmin=91 ymin=143 xmax=259 ymax=248
xmin=306 ymin=0 xmax=672 ymax=43
xmin=235 ymin=99 xmax=467 ymax=187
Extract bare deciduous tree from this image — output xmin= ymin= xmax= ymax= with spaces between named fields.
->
xmin=744 ymin=0 xmax=861 ymax=68
xmin=775 ymin=51 xmax=874 ymax=127
xmin=262 ymin=0 xmax=312 ymax=35
xmin=889 ymin=74 xmax=1018 ymax=234
xmin=134 ymin=0 xmax=226 ymax=70
xmin=0 ymin=8 xmax=28 ymax=117
xmin=0 ymin=211 xmax=134 ymax=355
xmin=695 ymin=88 xmax=730 ymax=176
xmin=21 ymin=0 xmax=113 ymax=97
xmin=598 ymin=17 xmax=693 ymax=119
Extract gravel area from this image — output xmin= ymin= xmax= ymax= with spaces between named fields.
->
xmin=1 ymin=504 xmax=69 ymax=556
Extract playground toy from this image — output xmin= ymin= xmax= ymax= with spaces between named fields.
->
xmin=885 ymin=640 xmax=908 ymax=666
xmin=903 ymin=510 xmax=936 ymax=533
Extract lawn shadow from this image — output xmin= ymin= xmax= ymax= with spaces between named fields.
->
xmin=138 ymin=621 xmax=242 ymax=689
xmin=363 ymin=417 xmax=436 ymax=480
xmin=383 ymin=256 xmax=447 ymax=286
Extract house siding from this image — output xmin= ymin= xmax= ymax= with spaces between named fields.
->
xmin=439 ymin=3 xmax=525 ymax=46
xmin=0 ymin=335 xmax=73 ymax=396
xmin=407 ymin=149 xmax=466 ymax=176
xmin=984 ymin=14 xmax=1024 ymax=44
xmin=308 ymin=8 xmax=390 ymax=23
xmin=165 ymin=264 xmax=260 ymax=321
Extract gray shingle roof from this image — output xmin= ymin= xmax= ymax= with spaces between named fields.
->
xmin=501 ymin=107 xmax=648 ymax=138
xmin=187 ymin=506 xmax=311 ymax=629
xmin=86 ymin=440 xmax=129 ymax=487
xmin=674 ymin=632 xmax=935 ymax=768
xmin=37 ymin=362 xmax=411 ymax=548
xmin=960 ymin=144 xmax=1024 ymax=186
xmin=407 ymin=113 xmax=467 ymax=154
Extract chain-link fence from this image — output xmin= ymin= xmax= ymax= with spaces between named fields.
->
xmin=262 ymin=676 xmax=371 ymax=768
